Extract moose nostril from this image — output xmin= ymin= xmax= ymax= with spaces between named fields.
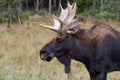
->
xmin=40 ymin=54 xmax=45 ymax=60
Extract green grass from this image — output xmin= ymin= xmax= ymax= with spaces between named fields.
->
xmin=0 ymin=15 xmax=120 ymax=80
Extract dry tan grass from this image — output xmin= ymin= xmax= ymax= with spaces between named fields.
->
xmin=0 ymin=15 xmax=120 ymax=80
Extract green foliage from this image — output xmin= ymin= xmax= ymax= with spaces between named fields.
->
xmin=95 ymin=11 xmax=116 ymax=19
xmin=10 ymin=12 xmax=29 ymax=24
xmin=0 ymin=0 xmax=120 ymax=24
xmin=0 ymin=11 xmax=8 ymax=23
xmin=95 ymin=0 xmax=117 ymax=20
xmin=20 ymin=12 xmax=29 ymax=21
xmin=0 ymin=17 xmax=5 ymax=23
xmin=0 ymin=0 xmax=29 ymax=24
xmin=74 ymin=0 xmax=93 ymax=12
xmin=81 ymin=9 xmax=92 ymax=16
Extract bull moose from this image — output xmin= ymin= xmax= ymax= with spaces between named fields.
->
xmin=40 ymin=1 xmax=120 ymax=80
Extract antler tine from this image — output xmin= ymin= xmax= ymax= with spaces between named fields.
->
xmin=67 ymin=1 xmax=74 ymax=10
xmin=59 ymin=1 xmax=68 ymax=21
xmin=64 ymin=2 xmax=77 ymax=26
xmin=40 ymin=18 xmax=61 ymax=32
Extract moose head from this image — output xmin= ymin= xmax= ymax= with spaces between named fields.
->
xmin=40 ymin=1 xmax=80 ymax=73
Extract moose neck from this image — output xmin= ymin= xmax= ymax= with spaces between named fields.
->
xmin=69 ymin=29 xmax=94 ymax=66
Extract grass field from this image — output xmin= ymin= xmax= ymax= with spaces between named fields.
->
xmin=0 ymin=15 xmax=120 ymax=80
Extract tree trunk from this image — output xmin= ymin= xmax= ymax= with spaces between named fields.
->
xmin=40 ymin=0 xmax=44 ymax=8
xmin=18 ymin=0 xmax=22 ymax=25
xmin=36 ymin=0 xmax=40 ymax=12
xmin=34 ymin=1 xmax=36 ymax=11
xmin=49 ymin=0 xmax=52 ymax=13
xmin=116 ymin=0 xmax=120 ymax=20
xmin=7 ymin=2 xmax=12 ymax=28
xmin=53 ymin=0 xmax=56 ymax=7
xmin=101 ymin=0 xmax=104 ymax=11
xmin=26 ymin=0 xmax=28 ymax=10
xmin=92 ymin=0 xmax=96 ymax=16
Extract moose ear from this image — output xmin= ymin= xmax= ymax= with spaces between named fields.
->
xmin=67 ymin=30 xmax=74 ymax=34
xmin=56 ymin=37 xmax=64 ymax=43
xmin=67 ymin=28 xmax=75 ymax=34
xmin=67 ymin=27 xmax=79 ymax=34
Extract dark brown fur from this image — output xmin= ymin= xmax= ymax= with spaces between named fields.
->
xmin=40 ymin=23 xmax=120 ymax=80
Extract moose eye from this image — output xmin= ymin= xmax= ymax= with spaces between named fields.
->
xmin=40 ymin=50 xmax=47 ymax=54
xmin=56 ymin=49 xmax=62 ymax=53
xmin=56 ymin=37 xmax=64 ymax=43
xmin=59 ymin=32 xmax=63 ymax=36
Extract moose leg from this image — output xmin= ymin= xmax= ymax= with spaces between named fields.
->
xmin=89 ymin=73 xmax=97 ymax=80
xmin=57 ymin=56 xmax=71 ymax=73
xmin=89 ymin=72 xmax=107 ymax=80
xmin=97 ymin=72 xmax=107 ymax=80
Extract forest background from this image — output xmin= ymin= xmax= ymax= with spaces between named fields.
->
xmin=0 ymin=0 xmax=120 ymax=80
xmin=0 ymin=0 xmax=120 ymax=27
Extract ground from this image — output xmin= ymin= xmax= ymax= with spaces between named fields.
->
xmin=0 ymin=15 xmax=120 ymax=80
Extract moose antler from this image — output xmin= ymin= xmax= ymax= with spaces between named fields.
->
xmin=64 ymin=2 xmax=76 ymax=25
xmin=40 ymin=18 xmax=61 ymax=32
xmin=40 ymin=1 xmax=78 ymax=32
xmin=59 ymin=1 xmax=68 ymax=21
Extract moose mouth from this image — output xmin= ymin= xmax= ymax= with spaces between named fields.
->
xmin=40 ymin=53 xmax=54 ymax=62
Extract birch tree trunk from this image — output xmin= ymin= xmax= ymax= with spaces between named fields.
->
xmin=7 ymin=2 xmax=12 ymax=28
xmin=18 ymin=0 xmax=22 ymax=25
xmin=49 ymin=0 xmax=52 ymax=13
xmin=36 ymin=0 xmax=40 ymax=12
xmin=101 ymin=0 xmax=104 ymax=11
xmin=116 ymin=0 xmax=120 ymax=20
